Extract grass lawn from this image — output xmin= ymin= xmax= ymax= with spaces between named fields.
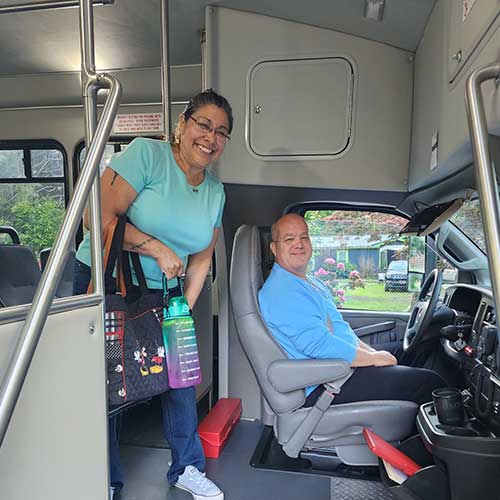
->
xmin=337 ymin=281 xmax=415 ymax=312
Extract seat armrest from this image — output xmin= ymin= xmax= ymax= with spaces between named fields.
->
xmin=268 ymin=359 xmax=351 ymax=393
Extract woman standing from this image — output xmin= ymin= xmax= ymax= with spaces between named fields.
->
xmin=73 ymin=89 xmax=232 ymax=500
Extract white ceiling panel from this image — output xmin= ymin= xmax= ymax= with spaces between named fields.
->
xmin=0 ymin=0 xmax=436 ymax=76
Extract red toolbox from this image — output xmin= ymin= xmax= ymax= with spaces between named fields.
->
xmin=198 ymin=398 xmax=242 ymax=458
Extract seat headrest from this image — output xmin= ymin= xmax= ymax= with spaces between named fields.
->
xmin=258 ymin=226 xmax=275 ymax=282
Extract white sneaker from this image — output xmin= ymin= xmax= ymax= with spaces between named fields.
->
xmin=109 ymin=486 xmax=114 ymax=499
xmin=174 ymin=465 xmax=224 ymax=500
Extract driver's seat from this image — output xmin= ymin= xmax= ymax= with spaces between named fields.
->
xmin=230 ymin=225 xmax=418 ymax=465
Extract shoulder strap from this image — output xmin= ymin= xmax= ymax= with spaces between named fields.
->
xmin=86 ymin=216 xmax=126 ymax=295
xmin=104 ymin=216 xmax=127 ymax=284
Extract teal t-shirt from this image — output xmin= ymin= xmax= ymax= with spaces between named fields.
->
xmin=76 ymin=138 xmax=225 ymax=289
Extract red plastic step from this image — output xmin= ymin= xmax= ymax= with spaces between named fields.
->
xmin=198 ymin=398 xmax=242 ymax=458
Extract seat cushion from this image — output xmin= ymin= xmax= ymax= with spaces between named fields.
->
xmin=276 ymin=399 xmax=418 ymax=448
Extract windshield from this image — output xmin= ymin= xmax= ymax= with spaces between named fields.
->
xmin=449 ymin=198 xmax=485 ymax=253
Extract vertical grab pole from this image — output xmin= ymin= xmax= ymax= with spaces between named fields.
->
xmin=0 ymin=0 xmax=122 ymax=448
xmin=160 ymin=0 xmax=172 ymax=139
xmin=79 ymin=0 xmax=105 ymax=295
xmin=465 ymin=62 xmax=500 ymax=334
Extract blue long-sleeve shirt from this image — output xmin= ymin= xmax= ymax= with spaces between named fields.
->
xmin=258 ymin=263 xmax=359 ymax=395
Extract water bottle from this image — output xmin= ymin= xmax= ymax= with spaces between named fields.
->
xmin=162 ymin=276 xmax=202 ymax=388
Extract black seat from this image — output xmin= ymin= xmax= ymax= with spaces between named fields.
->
xmin=0 ymin=245 xmax=42 ymax=307
xmin=55 ymin=250 xmax=76 ymax=298
xmin=40 ymin=247 xmax=76 ymax=298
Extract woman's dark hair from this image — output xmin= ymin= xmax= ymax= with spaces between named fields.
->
xmin=182 ymin=88 xmax=233 ymax=134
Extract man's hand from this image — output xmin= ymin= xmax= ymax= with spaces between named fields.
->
xmin=371 ymin=350 xmax=397 ymax=367
xmin=352 ymin=347 xmax=397 ymax=367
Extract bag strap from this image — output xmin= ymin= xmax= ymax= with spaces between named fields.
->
xmin=130 ymin=252 xmax=149 ymax=291
xmin=121 ymin=249 xmax=149 ymax=296
xmin=86 ymin=216 xmax=126 ymax=295
xmin=105 ymin=216 xmax=127 ymax=288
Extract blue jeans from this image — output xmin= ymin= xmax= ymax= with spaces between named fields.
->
xmin=73 ymin=259 xmax=205 ymax=486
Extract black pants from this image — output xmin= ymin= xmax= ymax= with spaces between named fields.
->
xmin=304 ymin=343 xmax=446 ymax=407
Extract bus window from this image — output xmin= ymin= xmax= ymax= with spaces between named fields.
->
xmin=0 ymin=140 xmax=68 ymax=255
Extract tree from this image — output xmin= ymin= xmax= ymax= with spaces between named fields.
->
xmin=10 ymin=199 xmax=64 ymax=254
xmin=305 ymin=210 xmax=407 ymax=242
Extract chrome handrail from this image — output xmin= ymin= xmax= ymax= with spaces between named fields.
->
xmin=0 ymin=0 xmax=113 ymax=14
xmin=0 ymin=0 xmax=122 ymax=446
xmin=465 ymin=62 xmax=500 ymax=330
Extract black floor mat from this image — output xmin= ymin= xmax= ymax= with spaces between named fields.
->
xmin=250 ymin=426 xmax=381 ymax=482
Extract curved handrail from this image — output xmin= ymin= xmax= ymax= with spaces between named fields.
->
xmin=0 ymin=2 xmax=122 ymax=446
xmin=465 ymin=62 xmax=500 ymax=331
xmin=0 ymin=226 xmax=20 ymax=245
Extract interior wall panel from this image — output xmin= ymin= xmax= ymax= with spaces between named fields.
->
xmin=0 ymin=65 xmax=201 ymax=109
xmin=0 ymin=304 xmax=108 ymax=500
xmin=410 ymin=0 xmax=500 ymax=192
xmin=206 ymin=7 xmax=414 ymax=191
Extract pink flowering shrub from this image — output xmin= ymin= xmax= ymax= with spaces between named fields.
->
xmin=313 ymin=257 xmax=347 ymax=307
xmin=348 ymin=270 xmax=365 ymax=289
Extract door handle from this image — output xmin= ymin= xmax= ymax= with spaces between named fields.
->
xmin=354 ymin=321 xmax=396 ymax=337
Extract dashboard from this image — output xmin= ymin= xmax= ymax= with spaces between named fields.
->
xmin=442 ymin=284 xmax=500 ymax=427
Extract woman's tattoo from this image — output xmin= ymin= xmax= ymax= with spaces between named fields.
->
xmin=110 ymin=172 xmax=119 ymax=186
xmin=131 ymin=237 xmax=153 ymax=250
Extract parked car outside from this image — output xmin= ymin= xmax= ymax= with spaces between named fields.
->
xmin=384 ymin=259 xmax=408 ymax=292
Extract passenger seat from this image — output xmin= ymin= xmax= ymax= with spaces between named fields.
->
xmin=0 ymin=230 xmax=76 ymax=306
xmin=0 ymin=244 xmax=42 ymax=307
xmin=40 ymin=247 xmax=76 ymax=298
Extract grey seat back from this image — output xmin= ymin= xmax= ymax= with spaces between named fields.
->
xmin=40 ymin=248 xmax=76 ymax=298
xmin=0 ymin=245 xmax=42 ymax=307
xmin=230 ymin=225 xmax=305 ymax=414
xmin=55 ymin=250 xmax=76 ymax=298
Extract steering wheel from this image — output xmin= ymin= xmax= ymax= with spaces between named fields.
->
xmin=403 ymin=269 xmax=443 ymax=354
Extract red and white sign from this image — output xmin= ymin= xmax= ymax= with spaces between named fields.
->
xmin=113 ymin=113 xmax=164 ymax=135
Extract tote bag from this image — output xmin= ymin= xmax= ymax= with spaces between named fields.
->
xmin=100 ymin=217 xmax=169 ymax=405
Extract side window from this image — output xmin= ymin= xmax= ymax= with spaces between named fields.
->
xmin=305 ymin=209 xmax=414 ymax=312
xmin=78 ymin=143 xmax=119 ymax=176
xmin=0 ymin=141 xmax=67 ymax=255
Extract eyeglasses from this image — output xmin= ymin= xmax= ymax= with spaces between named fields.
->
xmin=274 ymin=235 xmax=311 ymax=246
xmin=189 ymin=116 xmax=231 ymax=143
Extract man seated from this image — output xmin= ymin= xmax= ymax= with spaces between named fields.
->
xmin=258 ymin=214 xmax=445 ymax=407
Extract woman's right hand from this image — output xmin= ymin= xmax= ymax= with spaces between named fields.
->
xmin=151 ymin=241 xmax=184 ymax=279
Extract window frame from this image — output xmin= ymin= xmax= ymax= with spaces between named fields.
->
xmin=0 ymin=139 xmax=69 ymax=206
